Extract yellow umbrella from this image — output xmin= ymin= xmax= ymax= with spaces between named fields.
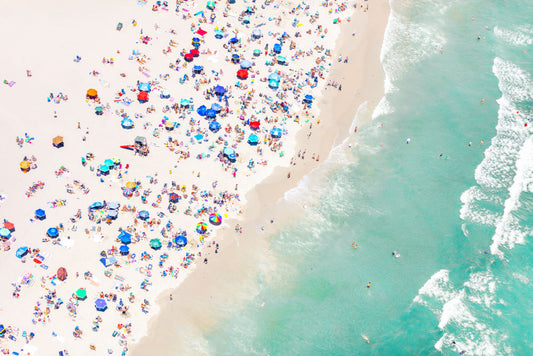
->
xmin=125 ymin=181 xmax=137 ymax=189
xmin=20 ymin=160 xmax=30 ymax=170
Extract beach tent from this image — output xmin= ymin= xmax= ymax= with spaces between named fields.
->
xmin=206 ymin=109 xmax=217 ymax=119
xmin=89 ymin=202 xmax=104 ymax=210
xmin=20 ymin=160 xmax=31 ymax=173
xmin=190 ymin=49 xmax=200 ymax=57
xmin=270 ymin=127 xmax=282 ymax=138
xmin=137 ymin=91 xmax=149 ymax=103
xmin=211 ymin=103 xmax=222 ymax=112
xmin=209 ymin=121 xmax=221 ymax=132
xmin=118 ymin=231 xmax=132 ymax=244
xmin=214 ymin=85 xmax=226 ymax=96
xmin=184 ymin=53 xmax=194 ymax=62
xmin=57 ymin=267 xmax=67 ymax=281
xmin=86 ymin=88 xmax=98 ymax=99
xmin=0 ymin=228 xmax=11 ymax=239
xmin=138 ymin=82 xmax=151 ymax=92
xmin=251 ymin=29 xmax=262 ymax=39
xmin=240 ymin=60 xmax=253 ymax=69
xmin=47 ymin=227 xmax=59 ymax=238
xmin=121 ymin=118 xmax=134 ymax=129
xmin=249 ymin=121 xmax=260 ymax=129
xmin=273 ymin=43 xmax=282 ymax=53
xmin=209 ymin=213 xmax=222 ymax=225
xmin=268 ymin=80 xmax=279 ymax=89
xmin=99 ymin=165 xmax=110 ymax=175
xmin=197 ymin=105 xmax=207 ymax=116
xmin=237 ymin=69 xmax=249 ymax=79
xmin=35 ymin=208 xmax=46 ymax=220
xmin=95 ymin=298 xmax=107 ymax=311
xmin=100 ymin=256 xmax=117 ymax=267
xmin=75 ymin=288 xmax=87 ymax=300
xmin=196 ymin=222 xmax=208 ymax=234
xmin=223 ymin=147 xmax=236 ymax=162
xmin=119 ymin=245 xmax=129 ymax=255
xmin=16 ymin=246 xmax=29 ymax=258
xmin=268 ymin=73 xmax=281 ymax=82
xmin=248 ymin=134 xmax=259 ymax=145
xmin=150 ymin=238 xmax=162 ymax=250
xmin=169 ymin=193 xmax=179 ymax=203
xmin=139 ymin=210 xmax=150 ymax=220
xmin=174 ymin=235 xmax=187 ymax=247
xmin=3 ymin=221 xmax=15 ymax=232
xmin=231 ymin=54 xmax=240 ymax=63
xmin=52 ymin=136 xmax=64 ymax=148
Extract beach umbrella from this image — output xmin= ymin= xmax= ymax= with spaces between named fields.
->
xmin=228 ymin=38 xmax=239 ymax=44
xmin=197 ymin=105 xmax=207 ymax=116
xmin=138 ymin=82 xmax=151 ymax=92
xmin=75 ymin=288 xmax=87 ymax=300
xmin=273 ymin=43 xmax=282 ymax=53
xmin=223 ymin=147 xmax=236 ymax=162
xmin=270 ymin=127 xmax=282 ymax=138
xmin=304 ymin=94 xmax=313 ymax=103
xmin=57 ymin=267 xmax=67 ymax=281
xmin=248 ymin=134 xmax=259 ymax=145
xmin=47 ymin=227 xmax=59 ymax=238
xmin=251 ymin=29 xmax=262 ymax=39
xmin=214 ymin=30 xmax=224 ymax=39
xmin=86 ymin=88 xmax=98 ymax=99
xmin=100 ymin=256 xmax=117 ymax=267
xmin=240 ymin=60 xmax=253 ymax=69
xmin=0 ymin=228 xmax=11 ymax=239
xmin=206 ymin=1 xmax=215 ymax=10
xmin=209 ymin=121 xmax=221 ymax=132
xmin=193 ymin=65 xmax=203 ymax=73
xmin=192 ymin=37 xmax=201 ymax=44
xmin=190 ymin=48 xmax=200 ymax=57
xmin=89 ymin=202 xmax=104 ymax=210
xmin=169 ymin=193 xmax=179 ymax=203
xmin=209 ymin=213 xmax=222 ymax=225
xmin=95 ymin=106 xmax=104 ymax=115
xmin=160 ymin=90 xmax=171 ymax=99
xmin=95 ymin=298 xmax=107 ymax=311
xmin=268 ymin=79 xmax=279 ymax=89
xmin=108 ymin=201 xmax=120 ymax=210
xmin=137 ymin=91 xmax=149 ymax=103
xmin=196 ymin=222 xmax=208 ymax=234
xmin=121 ymin=118 xmax=134 ymax=129
xmin=99 ymin=165 xmax=110 ymax=175
xmin=52 ymin=136 xmax=64 ymax=148
xmin=20 ymin=160 xmax=31 ymax=171
xmin=253 ymin=49 xmax=261 ymax=57
xmin=35 ymin=208 xmax=46 ymax=220
xmin=118 ymin=231 xmax=132 ymax=244
xmin=245 ymin=6 xmax=254 ymax=14
xmin=3 ymin=221 xmax=15 ymax=232
xmin=174 ymin=235 xmax=187 ymax=247
xmin=125 ymin=181 xmax=137 ymax=190
xmin=277 ymin=56 xmax=286 ymax=64
xmin=139 ymin=210 xmax=150 ymax=220
xmin=184 ymin=53 xmax=194 ymax=62
xmin=206 ymin=109 xmax=217 ymax=119
xmin=165 ymin=121 xmax=175 ymax=131
xmin=211 ymin=103 xmax=222 ymax=112
xmin=180 ymin=99 xmax=190 ymax=107
xmin=242 ymin=16 xmax=250 ymax=24
xmin=237 ymin=69 xmax=249 ymax=79
xmin=214 ymin=85 xmax=226 ymax=96
xmin=16 ymin=246 xmax=29 ymax=258
xmin=119 ymin=245 xmax=129 ymax=255
xmin=104 ymin=159 xmax=114 ymax=167
xmin=249 ymin=121 xmax=260 ymax=129
xmin=231 ymin=54 xmax=240 ymax=63
xmin=150 ymin=238 xmax=162 ymax=250
xmin=268 ymin=73 xmax=281 ymax=82
xmin=107 ymin=210 xmax=118 ymax=219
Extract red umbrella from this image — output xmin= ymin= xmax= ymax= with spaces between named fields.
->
xmin=196 ymin=28 xmax=207 ymax=36
xmin=250 ymin=121 xmax=260 ymax=129
xmin=137 ymin=91 xmax=149 ymax=102
xmin=237 ymin=69 xmax=248 ymax=79
xmin=190 ymin=49 xmax=200 ymax=57
xmin=3 ymin=221 xmax=15 ymax=232
xmin=184 ymin=53 xmax=194 ymax=62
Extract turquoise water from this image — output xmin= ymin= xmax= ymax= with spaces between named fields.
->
xmin=203 ymin=0 xmax=533 ymax=354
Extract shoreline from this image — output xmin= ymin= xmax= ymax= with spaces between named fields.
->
xmin=130 ymin=1 xmax=390 ymax=354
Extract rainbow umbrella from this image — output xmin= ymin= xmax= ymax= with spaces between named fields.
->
xmin=196 ymin=222 xmax=207 ymax=234
xmin=209 ymin=213 xmax=222 ymax=225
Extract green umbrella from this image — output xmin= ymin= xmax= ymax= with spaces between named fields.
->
xmin=206 ymin=1 xmax=215 ymax=9
xmin=75 ymin=288 xmax=87 ymax=300
xmin=150 ymin=238 xmax=162 ymax=249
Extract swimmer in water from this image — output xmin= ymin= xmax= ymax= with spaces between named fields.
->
xmin=367 ymin=282 xmax=371 ymax=289
xmin=352 ymin=242 xmax=358 ymax=250
xmin=362 ymin=335 xmax=370 ymax=343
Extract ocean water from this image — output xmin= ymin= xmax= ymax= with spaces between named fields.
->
xmin=200 ymin=0 xmax=533 ymax=355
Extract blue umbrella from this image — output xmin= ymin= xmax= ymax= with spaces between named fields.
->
xmin=174 ymin=235 xmax=187 ymax=247
xmin=270 ymin=128 xmax=282 ymax=138
xmin=89 ymin=202 xmax=104 ymax=210
xmin=211 ymin=103 xmax=222 ymax=112
xmin=248 ymin=134 xmax=259 ymax=145
xmin=119 ymin=245 xmax=130 ymax=255
xmin=118 ymin=231 xmax=132 ymax=244
xmin=160 ymin=90 xmax=171 ymax=99
xmin=214 ymin=85 xmax=226 ymax=96
xmin=242 ymin=16 xmax=250 ymax=24
xmin=273 ymin=43 xmax=282 ymax=53
xmin=268 ymin=73 xmax=281 ymax=81
xmin=47 ymin=227 xmax=59 ymax=238
xmin=192 ymin=37 xmax=200 ymax=43
xmin=228 ymin=38 xmax=239 ymax=44
xmin=138 ymin=82 xmax=151 ymax=92
xmin=16 ymin=246 xmax=29 ymax=258
xmin=107 ymin=202 xmax=120 ymax=210
xmin=240 ymin=60 xmax=252 ymax=69
xmin=121 ymin=118 xmax=134 ymax=129
xmin=223 ymin=147 xmax=236 ymax=162
xmin=214 ymin=30 xmax=224 ymax=39
xmin=0 ymin=228 xmax=11 ymax=239
xmin=193 ymin=65 xmax=203 ymax=73
xmin=95 ymin=298 xmax=107 ymax=311
xmin=231 ymin=54 xmax=240 ymax=63
xmin=206 ymin=109 xmax=217 ymax=118
xmin=209 ymin=121 xmax=221 ymax=132
xmin=304 ymin=94 xmax=313 ymax=102
xmin=35 ymin=208 xmax=46 ymax=220
xmin=268 ymin=79 xmax=279 ymax=89
xmin=251 ymin=29 xmax=261 ymax=39
xmin=139 ymin=210 xmax=150 ymax=220
xmin=197 ymin=105 xmax=207 ymax=116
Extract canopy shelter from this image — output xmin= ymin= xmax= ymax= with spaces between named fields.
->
xmin=75 ymin=288 xmax=87 ymax=300
xmin=209 ymin=213 xmax=222 ymax=225
xmin=125 ymin=181 xmax=137 ymax=190
xmin=209 ymin=121 xmax=221 ymax=132
xmin=174 ymin=235 xmax=187 ymax=247
xmin=206 ymin=1 xmax=215 ymax=10
xmin=57 ymin=267 xmax=67 ymax=281
xmin=180 ymin=99 xmax=190 ymax=107
xmin=47 ymin=227 xmax=59 ymax=238
xmin=99 ymin=165 xmax=110 ymax=175
xmin=86 ymin=88 xmax=98 ymax=99
xmin=196 ymin=222 xmax=208 ymax=234
xmin=228 ymin=37 xmax=239 ymax=44
xmin=52 ymin=136 xmax=64 ymax=148
xmin=304 ymin=94 xmax=314 ymax=103
xmin=150 ymin=238 xmax=162 ymax=250
xmin=35 ymin=208 xmax=46 ymax=220
xmin=3 ymin=221 xmax=15 ymax=232
xmin=104 ymin=159 xmax=114 ymax=167
xmin=95 ymin=298 xmax=107 ymax=311
xmin=119 ymin=245 xmax=129 ymax=255
xmin=95 ymin=106 xmax=104 ymax=115
xmin=135 ymin=136 xmax=147 ymax=146
xmin=118 ymin=231 xmax=132 ymax=244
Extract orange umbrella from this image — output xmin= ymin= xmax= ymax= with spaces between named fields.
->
xmin=86 ymin=88 xmax=98 ymax=98
xmin=52 ymin=136 xmax=64 ymax=147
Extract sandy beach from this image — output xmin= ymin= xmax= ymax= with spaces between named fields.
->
xmin=0 ymin=0 xmax=388 ymax=354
